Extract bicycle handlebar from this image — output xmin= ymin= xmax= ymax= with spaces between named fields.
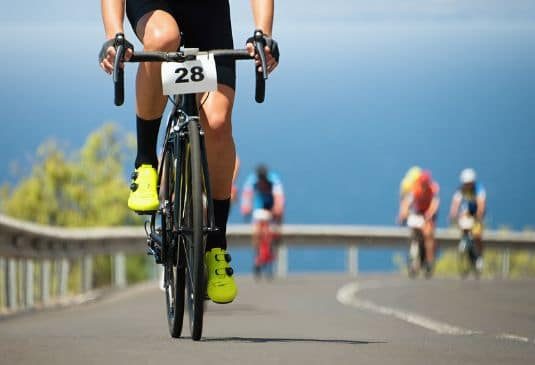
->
xmin=111 ymin=31 xmax=269 ymax=106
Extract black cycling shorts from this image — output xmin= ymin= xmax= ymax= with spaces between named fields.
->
xmin=126 ymin=0 xmax=236 ymax=89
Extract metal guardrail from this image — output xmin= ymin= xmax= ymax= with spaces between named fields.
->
xmin=1 ymin=213 xmax=535 ymax=314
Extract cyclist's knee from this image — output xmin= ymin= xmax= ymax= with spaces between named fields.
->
xmin=140 ymin=14 xmax=180 ymax=52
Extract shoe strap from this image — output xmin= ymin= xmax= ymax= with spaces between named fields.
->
xmin=215 ymin=253 xmax=231 ymax=262
xmin=215 ymin=267 xmax=234 ymax=276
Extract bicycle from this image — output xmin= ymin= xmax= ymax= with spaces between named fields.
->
xmin=456 ymin=215 xmax=481 ymax=279
xmin=251 ymin=209 xmax=276 ymax=279
xmin=110 ymin=31 xmax=270 ymax=341
xmin=405 ymin=213 xmax=427 ymax=278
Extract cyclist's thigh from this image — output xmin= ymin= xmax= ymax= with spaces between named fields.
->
xmin=126 ymin=0 xmax=180 ymax=47
xmin=423 ymin=219 xmax=435 ymax=238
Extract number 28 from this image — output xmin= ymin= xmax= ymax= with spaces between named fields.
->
xmin=175 ymin=66 xmax=205 ymax=83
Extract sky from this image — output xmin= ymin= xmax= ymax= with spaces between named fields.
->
xmin=1 ymin=1 xmax=534 ymax=229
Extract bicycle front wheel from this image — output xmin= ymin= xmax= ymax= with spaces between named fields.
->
xmin=162 ymin=143 xmax=185 ymax=338
xmin=179 ymin=120 xmax=206 ymax=341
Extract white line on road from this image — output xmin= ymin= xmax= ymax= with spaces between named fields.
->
xmin=496 ymin=333 xmax=530 ymax=343
xmin=336 ymin=282 xmax=478 ymax=335
xmin=337 ymin=280 xmax=535 ymax=345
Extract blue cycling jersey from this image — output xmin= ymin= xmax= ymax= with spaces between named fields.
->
xmin=242 ymin=171 xmax=284 ymax=210
xmin=454 ymin=182 xmax=486 ymax=215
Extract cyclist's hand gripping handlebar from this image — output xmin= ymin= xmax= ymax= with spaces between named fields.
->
xmin=108 ymin=30 xmax=271 ymax=106
xmin=251 ymin=30 xmax=268 ymax=103
xmin=112 ymin=33 xmax=128 ymax=106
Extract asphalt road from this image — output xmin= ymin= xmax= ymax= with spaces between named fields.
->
xmin=1 ymin=274 xmax=534 ymax=365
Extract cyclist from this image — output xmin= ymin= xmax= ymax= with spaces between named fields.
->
xmin=99 ymin=0 xmax=279 ymax=304
xmin=398 ymin=170 xmax=440 ymax=273
xmin=449 ymin=168 xmax=486 ymax=271
xmin=240 ymin=164 xmax=285 ymax=275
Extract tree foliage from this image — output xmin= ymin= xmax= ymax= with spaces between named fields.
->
xmin=2 ymin=123 xmax=140 ymax=227
xmin=1 ymin=124 xmax=148 ymax=288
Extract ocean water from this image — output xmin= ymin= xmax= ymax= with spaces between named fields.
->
xmin=1 ymin=2 xmax=534 ymax=272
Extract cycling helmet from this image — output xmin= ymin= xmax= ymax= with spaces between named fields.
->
xmin=256 ymin=164 xmax=268 ymax=180
xmin=460 ymin=168 xmax=476 ymax=184
xmin=417 ymin=170 xmax=432 ymax=187
xmin=400 ymin=166 xmax=421 ymax=196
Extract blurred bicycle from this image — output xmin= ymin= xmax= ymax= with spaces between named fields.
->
xmin=456 ymin=214 xmax=482 ymax=278
xmin=406 ymin=213 xmax=427 ymax=278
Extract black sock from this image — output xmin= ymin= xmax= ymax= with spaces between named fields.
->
xmin=206 ymin=198 xmax=231 ymax=251
xmin=135 ymin=115 xmax=161 ymax=169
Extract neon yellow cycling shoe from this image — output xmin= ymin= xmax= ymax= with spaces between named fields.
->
xmin=127 ymin=164 xmax=159 ymax=213
xmin=205 ymin=248 xmax=237 ymax=304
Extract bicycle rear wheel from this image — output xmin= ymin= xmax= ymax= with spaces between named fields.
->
xmin=179 ymin=120 xmax=206 ymax=341
xmin=161 ymin=144 xmax=185 ymax=338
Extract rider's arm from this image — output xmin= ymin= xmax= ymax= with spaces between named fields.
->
xmin=272 ymin=190 xmax=285 ymax=219
xmin=101 ymin=0 xmax=125 ymax=39
xmin=398 ymin=195 xmax=410 ymax=223
xmin=248 ymin=0 xmax=278 ymax=73
xmin=99 ymin=0 xmax=132 ymax=74
xmin=426 ymin=197 xmax=439 ymax=221
xmin=250 ymin=0 xmax=274 ymax=35
xmin=449 ymin=193 xmax=461 ymax=221
xmin=476 ymin=195 xmax=486 ymax=220
xmin=240 ymin=175 xmax=255 ymax=216
xmin=231 ymin=156 xmax=240 ymax=202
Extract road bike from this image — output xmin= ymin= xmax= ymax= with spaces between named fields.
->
xmin=110 ymin=31 xmax=269 ymax=340
xmin=406 ymin=213 xmax=428 ymax=278
xmin=251 ymin=209 xmax=276 ymax=279
xmin=457 ymin=215 xmax=481 ymax=279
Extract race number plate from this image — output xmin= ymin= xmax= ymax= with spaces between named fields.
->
xmin=161 ymin=54 xmax=217 ymax=95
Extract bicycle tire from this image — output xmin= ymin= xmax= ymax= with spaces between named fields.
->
xmin=162 ymin=144 xmax=185 ymax=338
xmin=181 ymin=120 xmax=205 ymax=341
xmin=457 ymin=238 xmax=471 ymax=278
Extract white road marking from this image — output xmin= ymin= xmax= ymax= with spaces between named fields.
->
xmin=336 ymin=282 xmax=478 ymax=335
xmin=496 ymin=333 xmax=530 ymax=343
xmin=337 ymin=280 xmax=535 ymax=344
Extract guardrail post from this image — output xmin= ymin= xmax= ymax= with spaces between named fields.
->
xmin=0 ymin=257 xmax=5 ymax=310
xmin=58 ymin=258 xmax=69 ymax=298
xmin=275 ymin=244 xmax=288 ymax=278
xmin=348 ymin=245 xmax=359 ymax=277
xmin=81 ymin=255 xmax=93 ymax=293
xmin=41 ymin=260 xmax=51 ymax=305
xmin=113 ymin=252 xmax=127 ymax=288
xmin=24 ymin=259 xmax=34 ymax=308
xmin=502 ymin=248 xmax=511 ymax=278
xmin=6 ymin=259 xmax=17 ymax=311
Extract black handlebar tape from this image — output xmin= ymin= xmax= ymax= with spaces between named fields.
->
xmin=113 ymin=44 xmax=125 ymax=106
xmin=255 ymin=70 xmax=265 ymax=103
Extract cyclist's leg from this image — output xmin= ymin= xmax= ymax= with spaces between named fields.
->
xmin=423 ymin=219 xmax=436 ymax=265
xmin=125 ymin=2 xmax=181 ymax=211
xmin=134 ymin=10 xmax=180 ymax=119
xmin=177 ymin=0 xmax=235 ymax=252
xmin=472 ymin=220 xmax=484 ymax=269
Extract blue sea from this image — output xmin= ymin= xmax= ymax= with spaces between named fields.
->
xmin=1 ymin=1 xmax=534 ymax=273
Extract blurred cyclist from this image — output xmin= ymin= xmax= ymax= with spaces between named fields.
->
xmin=240 ymin=164 xmax=285 ymax=275
xmin=449 ymin=168 xmax=486 ymax=271
xmin=398 ymin=170 xmax=440 ymax=273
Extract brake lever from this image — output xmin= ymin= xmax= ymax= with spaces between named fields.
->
xmin=254 ymin=30 xmax=268 ymax=80
xmin=113 ymin=33 xmax=126 ymax=106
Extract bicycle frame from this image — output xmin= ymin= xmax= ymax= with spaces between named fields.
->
xmin=160 ymin=93 xmax=217 ymax=237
